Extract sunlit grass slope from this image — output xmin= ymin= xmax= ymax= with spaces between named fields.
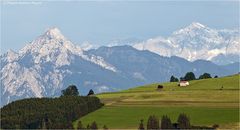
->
xmin=74 ymin=74 xmax=240 ymax=129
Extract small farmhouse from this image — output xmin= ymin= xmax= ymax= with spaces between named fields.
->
xmin=178 ymin=81 xmax=189 ymax=86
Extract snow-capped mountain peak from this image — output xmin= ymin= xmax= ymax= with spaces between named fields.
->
xmin=189 ymin=22 xmax=206 ymax=29
xmin=134 ymin=22 xmax=239 ymax=64
xmin=17 ymin=27 xmax=117 ymax=71
xmin=173 ymin=22 xmax=211 ymax=36
xmin=22 ymin=28 xmax=79 ymax=53
xmin=44 ymin=27 xmax=66 ymax=40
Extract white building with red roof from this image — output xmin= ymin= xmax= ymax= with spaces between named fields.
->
xmin=179 ymin=81 xmax=189 ymax=86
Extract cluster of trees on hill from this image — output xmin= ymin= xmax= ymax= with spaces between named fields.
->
xmin=199 ymin=73 xmax=213 ymax=79
xmin=170 ymin=76 xmax=179 ymax=82
xmin=138 ymin=113 xmax=216 ymax=129
xmin=1 ymin=85 xmax=103 ymax=129
xmin=170 ymin=72 xmax=217 ymax=82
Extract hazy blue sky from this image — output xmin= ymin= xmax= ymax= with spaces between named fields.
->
xmin=1 ymin=1 xmax=239 ymax=53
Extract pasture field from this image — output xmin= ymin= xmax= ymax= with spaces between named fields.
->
xmin=74 ymin=74 xmax=240 ymax=129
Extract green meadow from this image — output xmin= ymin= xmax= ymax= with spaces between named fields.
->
xmin=74 ymin=74 xmax=240 ymax=129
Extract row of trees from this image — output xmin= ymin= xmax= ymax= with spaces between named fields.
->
xmin=77 ymin=121 xmax=108 ymax=130
xmin=138 ymin=113 xmax=190 ymax=129
xmin=170 ymin=72 xmax=217 ymax=82
xmin=1 ymin=85 xmax=103 ymax=129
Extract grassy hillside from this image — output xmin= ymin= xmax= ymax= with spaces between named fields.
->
xmin=74 ymin=74 xmax=240 ymax=129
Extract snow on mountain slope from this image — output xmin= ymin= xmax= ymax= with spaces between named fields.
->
xmin=133 ymin=22 xmax=239 ymax=64
xmin=17 ymin=27 xmax=116 ymax=71
xmin=1 ymin=25 xmax=239 ymax=107
xmin=0 ymin=28 xmax=117 ymax=106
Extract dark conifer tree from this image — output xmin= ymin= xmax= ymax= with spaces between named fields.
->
xmin=147 ymin=115 xmax=159 ymax=129
xmin=138 ymin=119 xmax=145 ymax=130
xmin=170 ymin=76 xmax=179 ymax=82
xmin=161 ymin=115 xmax=172 ymax=129
xmin=103 ymin=125 xmax=108 ymax=130
xmin=90 ymin=121 xmax=98 ymax=129
xmin=177 ymin=113 xmax=191 ymax=129
xmin=77 ymin=120 xmax=84 ymax=129
xmin=170 ymin=76 xmax=175 ymax=82
xmin=86 ymin=124 xmax=90 ymax=129
xmin=87 ymin=89 xmax=94 ymax=96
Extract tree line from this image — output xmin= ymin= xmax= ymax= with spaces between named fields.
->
xmin=1 ymin=85 xmax=103 ymax=129
xmin=77 ymin=120 xmax=108 ymax=130
xmin=75 ymin=113 xmax=217 ymax=130
xmin=170 ymin=72 xmax=217 ymax=82
xmin=138 ymin=113 xmax=217 ymax=130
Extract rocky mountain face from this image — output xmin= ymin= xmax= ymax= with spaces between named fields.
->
xmin=0 ymin=28 xmax=117 ymax=106
xmin=133 ymin=22 xmax=239 ymax=65
xmin=1 ymin=27 xmax=238 ymax=107
xmin=87 ymin=45 xmax=238 ymax=80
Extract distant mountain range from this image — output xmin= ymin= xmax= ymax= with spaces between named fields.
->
xmin=133 ymin=22 xmax=239 ymax=65
xmin=1 ymin=24 xmax=239 ymax=106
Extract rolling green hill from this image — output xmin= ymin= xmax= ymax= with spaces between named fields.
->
xmin=74 ymin=74 xmax=240 ymax=129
